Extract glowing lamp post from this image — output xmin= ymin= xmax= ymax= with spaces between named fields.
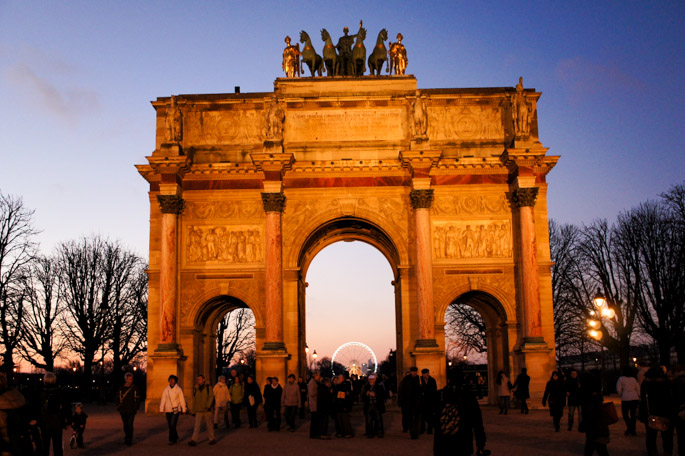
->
xmin=311 ymin=350 xmax=318 ymax=370
xmin=587 ymin=290 xmax=617 ymax=392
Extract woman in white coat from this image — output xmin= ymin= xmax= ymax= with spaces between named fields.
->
xmin=159 ymin=375 xmax=187 ymax=444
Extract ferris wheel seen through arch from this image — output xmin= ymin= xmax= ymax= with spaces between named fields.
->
xmin=331 ymin=342 xmax=378 ymax=376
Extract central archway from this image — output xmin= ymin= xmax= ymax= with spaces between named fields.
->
xmin=296 ymin=217 xmax=404 ymax=379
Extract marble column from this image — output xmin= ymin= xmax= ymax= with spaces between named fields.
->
xmin=157 ymin=194 xmax=184 ymax=348
xmin=410 ymin=189 xmax=438 ymax=347
xmin=512 ymin=187 xmax=543 ymax=342
xmin=262 ymin=192 xmax=286 ymax=351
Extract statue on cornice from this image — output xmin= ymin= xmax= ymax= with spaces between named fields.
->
xmin=511 ymin=76 xmax=533 ymax=138
xmin=282 ymin=35 xmax=301 ymax=78
xmin=388 ymin=33 xmax=407 ymax=75
xmin=264 ymin=98 xmax=285 ymax=141
xmin=336 ymin=21 xmax=362 ymax=76
xmin=411 ymin=95 xmax=428 ymax=138
xmin=165 ymin=95 xmax=182 ymax=143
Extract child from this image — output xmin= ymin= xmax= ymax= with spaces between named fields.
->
xmin=71 ymin=403 xmax=88 ymax=449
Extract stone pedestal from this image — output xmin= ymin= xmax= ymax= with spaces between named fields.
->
xmin=146 ymin=350 xmax=187 ymax=413
xmin=256 ymin=350 xmax=289 ymax=387
xmin=515 ymin=342 xmax=553 ymax=408
xmin=412 ymin=347 xmax=445 ymax=388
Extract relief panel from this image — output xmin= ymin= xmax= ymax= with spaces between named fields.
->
xmin=431 ymin=194 xmax=509 ymax=216
xmin=433 ymin=221 xmax=512 ymax=260
xmin=186 ymin=225 xmax=263 ymax=264
xmin=183 ymin=110 xmax=264 ymax=145
xmin=185 ymin=201 xmax=264 ymax=220
xmin=427 ymin=106 xmax=504 ymax=142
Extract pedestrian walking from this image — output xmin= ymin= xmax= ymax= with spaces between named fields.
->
xmin=0 ymin=372 xmax=31 ymax=455
xmin=433 ymin=367 xmax=488 ymax=456
xmin=671 ymin=364 xmax=685 ymax=456
xmin=263 ymin=377 xmax=283 ymax=431
xmin=542 ymin=370 xmax=566 ymax=432
xmin=243 ymin=375 xmax=262 ymax=428
xmin=476 ymin=372 xmax=485 ymax=400
xmin=212 ymin=375 xmax=230 ymax=429
xmin=229 ymin=375 xmax=244 ymax=428
xmin=566 ymin=368 xmax=581 ymax=430
xmin=160 ymin=374 xmax=187 ymax=445
xmin=513 ymin=368 xmax=530 ymax=414
xmin=580 ymin=372 xmax=610 ymax=456
xmin=39 ymin=372 xmax=70 ymax=456
xmin=639 ymin=366 xmax=675 ymax=456
xmin=398 ymin=366 xmax=422 ymax=439
xmin=115 ymin=372 xmax=142 ymax=446
xmin=282 ymin=374 xmax=301 ymax=431
xmin=188 ymin=375 xmax=215 ymax=446
xmin=420 ymin=368 xmax=438 ymax=435
xmin=308 ymin=371 xmax=321 ymax=438
xmin=333 ymin=373 xmax=353 ymax=438
xmin=298 ymin=376 xmax=308 ymax=419
xmin=317 ymin=377 xmax=333 ymax=439
xmin=616 ymin=366 xmax=640 ymax=436
xmin=362 ymin=374 xmax=386 ymax=438
xmin=496 ymin=371 xmax=512 ymax=415
xmin=70 ymin=403 xmax=87 ymax=449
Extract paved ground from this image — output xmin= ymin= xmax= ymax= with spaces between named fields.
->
xmin=67 ymin=398 xmax=673 ymax=455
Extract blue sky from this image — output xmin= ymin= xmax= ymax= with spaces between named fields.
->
xmin=1 ymin=1 xmax=683 ymax=360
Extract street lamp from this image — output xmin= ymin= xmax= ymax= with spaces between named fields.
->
xmin=311 ymin=350 xmax=318 ymax=370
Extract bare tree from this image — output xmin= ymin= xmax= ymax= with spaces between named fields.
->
xmin=56 ymin=236 xmax=113 ymax=393
xmin=19 ymin=255 xmax=64 ymax=371
xmin=0 ymin=192 xmax=38 ymax=372
xmin=216 ymin=307 xmax=255 ymax=373
xmin=444 ymin=303 xmax=486 ymax=357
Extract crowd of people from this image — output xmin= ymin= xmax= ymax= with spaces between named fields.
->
xmin=0 ymin=362 xmax=683 ymax=456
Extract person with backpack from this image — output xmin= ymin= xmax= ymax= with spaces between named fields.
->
xmin=0 ymin=372 xmax=31 ymax=456
xmin=39 ymin=372 xmax=70 ymax=456
xmin=188 ymin=374 xmax=215 ymax=446
xmin=115 ymin=372 xmax=141 ymax=446
xmin=433 ymin=367 xmax=487 ymax=456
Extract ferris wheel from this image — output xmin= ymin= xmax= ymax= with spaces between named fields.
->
xmin=331 ymin=342 xmax=378 ymax=376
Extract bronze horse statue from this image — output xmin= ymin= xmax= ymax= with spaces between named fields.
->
xmin=351 ymin=26 xmax=367 ymax=76
xmin=367 ymin=28 xmax=388 ymax=76
xmin=299 ymin=30 xmax=322 ymax=77
xmin=320 ymin=29 xmax=338 ymax=77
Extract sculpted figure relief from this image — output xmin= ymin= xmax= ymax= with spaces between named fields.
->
xmin=511 ymin=76 xmax=534 ymax=138
xmin=187 ymin=226 xmax=263 ymax=264
xmin=264 ymin=98 xmax=285 ymax=141
xmin=165 ymin=95 xmax=182 ymax=143
xmin=433 ymin=221 xmax=512 ymax=260
xmin=388 ymin=33 xmax=408 ymax=75
xmin=282 ymin=36 xmax=301 ymax=78
xmin=410 ymin=95 xmax=428 ymax=138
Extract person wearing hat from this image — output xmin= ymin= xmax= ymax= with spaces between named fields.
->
xmin=362 ymin=374 xmax=387 ymax=438
xmin=421 ymin=368 xmax=439 ymax=435
xmin=399 ymin=366 xmax=422 ymax=439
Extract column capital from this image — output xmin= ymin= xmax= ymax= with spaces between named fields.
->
xmin=511 ymin=187 xmax=539 ymax=208
xmin=157 ymin=195 xmax=185 ymax=214
xmin=261 ymin=192 xmax=286 ymax=213
xmin=409 ymin=189 xmax=434 ymax=209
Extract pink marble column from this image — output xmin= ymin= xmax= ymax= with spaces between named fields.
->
xmin=262 ymin=192 xmax=286 ymax=351
xmin=157 ymin=195 xmax=184 ymax=348
xmin=410 ymin=189 xmax=438 ymax=347
xmin=512 ymin=187 xmax=543 ymax=341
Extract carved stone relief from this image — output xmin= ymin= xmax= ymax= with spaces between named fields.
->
xmin=186 ymin=226 xmax=263 ymax=264
xmin=183 ymin=110 xmax=264 ymax=145
xmin=427 ymin=106 xmax=504 ymax=141
xmin=185 ymin=201 xmax=264 ymax=220
xmin=433 ymin=221 xmax=512 ymax=260
xmin=431 ymin=194 xmax=509 ymax=216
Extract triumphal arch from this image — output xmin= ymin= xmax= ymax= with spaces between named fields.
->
xmin=138 ymin=57 xmax=559 ymax=409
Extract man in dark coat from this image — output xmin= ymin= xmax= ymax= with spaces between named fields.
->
xmin=433 ymin=367 xmax=487 ymax=456
xmin=398 ymin=366 xmax=422 ymax=439
xmin=542 ymin=371 xmax=566 ymax=432
xmin=115 ymin=372 xmax=142 ymax=446
xmin=565 ymin=368 xmax=581 ymax=430
xmin=39 ymin=372 xmax=70 ymax=456
xmin=513 ymin=368 xmax=530 ymax=414
xmin=420 ymin=368 xmax=438 ymax=434
xmin=263 ymin=377 xmax=283 ymax=431
xmin=639 ymin=366 xmax=675 ymax=456
xmin=361 ymin=374 xmax=386 ymax=438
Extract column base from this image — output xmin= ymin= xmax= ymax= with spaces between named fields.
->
xmin=256 ymin=349 xmax=289 ymax=387
xmin=155 ymin=343 xmax=181 ymax=353
xmin=514 ymin=342 xmax=553 ymax=409
xmin=411 ymin=345 xmax=445 ymax=388
xmin=146 ymin=349 xmax=187 ymax=414
xmin=414 ymin=338 xmax=439 ymax=349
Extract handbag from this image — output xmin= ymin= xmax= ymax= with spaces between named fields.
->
xmin=646 ymin=393 xmax=670 ymax=431
xmin=249 ymin=395 xmax=255 ymax=406
xmin=601 ymin=401 xmax=619 ymax=425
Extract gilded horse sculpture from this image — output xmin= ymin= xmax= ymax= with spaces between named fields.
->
xmin=320 ymin=29 xmax=338 ymax=77
xmin=367 ymin=28 xmax=388 ymax=76
xmin=299 ymin=30 xmax=323 ymax=77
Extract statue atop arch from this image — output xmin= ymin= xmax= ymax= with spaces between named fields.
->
xmin=511 ymin=76 xmax=535 ymax=138
xmin=282 ymin=36 xmax=301 ymax=78
xmin=388 ymin=33 xmax=408 ymax=75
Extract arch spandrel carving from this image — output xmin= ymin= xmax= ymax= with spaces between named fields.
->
xmin=179 ymin=278 xmax=264 ymax=329
xmin=282 ymin=196 xmax=411 ymax=269
xmin=434 ymin=277 xmax=516 ymax=325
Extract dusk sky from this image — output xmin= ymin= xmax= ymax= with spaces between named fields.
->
xmin=1 ymin=2 xmax=683 ymax=362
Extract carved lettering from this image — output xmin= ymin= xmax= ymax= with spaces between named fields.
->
xmin=286 ymin=109 xmax=404 ymax=142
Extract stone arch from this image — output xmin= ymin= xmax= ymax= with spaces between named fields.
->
xmin=295 ymin=216 xmax=404 ymax=376
xmin=439 ymin=284 xmax=515 ymax=404
xmin=187 ymin=294 xmax=258 ymax=384
xmin=185 ymin=285 xmax=264 ymax=330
